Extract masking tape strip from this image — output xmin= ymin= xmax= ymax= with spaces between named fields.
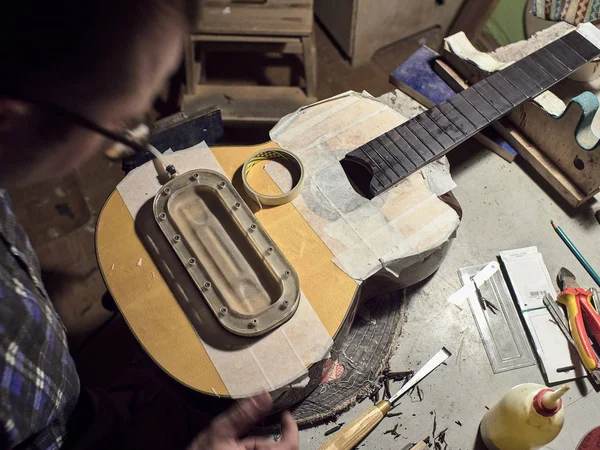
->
xmin=242 ymin=148 xmax=305 ymax=206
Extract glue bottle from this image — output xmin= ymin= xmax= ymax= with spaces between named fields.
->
xmin=480 ymin=383 xmax=570 ymax=450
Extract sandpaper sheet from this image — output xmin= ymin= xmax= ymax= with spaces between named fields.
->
xmin=268 ymin=92 xmax=460 ymax=281
xmin=116 ymin=143 xmax=332 ymax=397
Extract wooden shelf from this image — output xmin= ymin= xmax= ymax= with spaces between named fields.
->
xmin=182 ymin=85 xmax=316 ymax=124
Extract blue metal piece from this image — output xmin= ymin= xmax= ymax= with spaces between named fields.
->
xmin=123 ymin=107 xmax=224 ymax=172
xmin=390 ymin=46 xmax=457 ymax=105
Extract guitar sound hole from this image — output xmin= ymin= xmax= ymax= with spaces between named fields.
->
xmin=340 ymin=158 xmax=375 ymax=199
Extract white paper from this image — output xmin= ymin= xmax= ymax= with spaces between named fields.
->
xmin=500 ymin=246 xmax=584 ymax=383
xmin=524 ymin=309 xmax=585 ymax=383
xmin=499 ymin=247 xmax=556 ymax=310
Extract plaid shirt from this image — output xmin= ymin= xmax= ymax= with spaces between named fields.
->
xmin=0 ymin=190 xmax=79 ymax=449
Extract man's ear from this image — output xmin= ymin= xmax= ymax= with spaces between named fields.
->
xmin=0 ymin=98 xmax=31 ymax=133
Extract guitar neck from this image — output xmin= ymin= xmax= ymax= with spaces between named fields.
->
xmin=344 ymin=26 xmax=600 ymax=199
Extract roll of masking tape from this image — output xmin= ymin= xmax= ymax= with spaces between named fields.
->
xmin=242 ymin=148 xmax=304 ymax=206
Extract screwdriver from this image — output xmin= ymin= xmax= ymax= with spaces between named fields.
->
xmin=318 ymin=348 xmax=451 ymax=450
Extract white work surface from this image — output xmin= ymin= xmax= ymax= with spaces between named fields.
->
xmin=298 ymin=113 xmax=600 ymax=448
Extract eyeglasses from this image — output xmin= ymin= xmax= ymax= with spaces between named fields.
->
xmin=7 ymin=95 xmax=149 ymax=154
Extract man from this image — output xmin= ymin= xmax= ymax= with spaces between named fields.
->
xmin=0 ymin=1 xmax=298 ymax=448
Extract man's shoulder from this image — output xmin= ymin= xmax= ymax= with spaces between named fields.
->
xmin=0 ymin=189 xmax=80 ymax=449
xmin=0 ymin=189 xmax=10 ymax=205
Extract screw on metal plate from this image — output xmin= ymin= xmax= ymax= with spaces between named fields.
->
xmin=218 ymin=181 xmax=226 ymax=189
xmin=164 ymin=187 xmax=171 ymax=195
xmin=283 ymin=270 xmax=291 ymax=278
xmin=188 ymin=258 xmax=196 ymax=265
xmin=203 ymin=281 xmax=211 ymax=289
xmin=280 ymin=300 xmax=289 ymax=310
xmin=267 ymin=247 xmax=274 ymax=254
xmin=173 ymin=234 xmax=181 ymax=242
xmin=192 ymin=172 xmax=199 ymax=180
xmin=219 ymin=307 xmax=228 ymax=315
xmin=166 ymin=165 xmax=177 ymax=176
xmin=250 ymin=224 xmax=257 ymax=231
xmin=158 ymin=212 xmax=167 ymax=220
xmin=249 ymin=319 xmax=259 ymax=328
xmin=233 ymin=202 xmax=241 ymax=210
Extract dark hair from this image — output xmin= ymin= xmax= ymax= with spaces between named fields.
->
xmin=1 ymin=0 xmax=196 ymax=99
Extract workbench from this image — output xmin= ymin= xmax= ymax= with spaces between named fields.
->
xmin=298 ymin=93 xmax=600 ymax=449
xmin=99 ymin=87 xmax=600 ymax=447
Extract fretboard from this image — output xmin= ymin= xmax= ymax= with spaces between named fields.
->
xmin=344 ymin=28 xmax=600 ymax=198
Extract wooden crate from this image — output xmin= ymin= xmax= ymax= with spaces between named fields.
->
xmin=195 ymin=0 xmax=313 ymax=36
xmin=315 ymin=0 xmax=466 ymax=67
xmin=183 ymin=85 xmax=314 ymax=123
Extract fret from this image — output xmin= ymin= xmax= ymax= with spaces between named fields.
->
xmin=427 ymin=108 xmax=465 ymax=142
xmin=461 ymin=85 xmax=502 ymax=121
xmin=364 ymin=143 xmax=397 ymax=186
xmin=415 ymin=114 xmax=455 ymax=149
xmin=369 ymin=172 xmax=385 ymax=192
xmin=473 ymin=79 xmax=513 ymax=113
xmin=398 ymin=123 xmax=436 ymax=160
xmin=438 ymin=101 xmax=477 ymax=135
xmin=386 ymin=129 xmax=423 ymax=167
xmin=500 ymin=65 xmax=540 ymax=97
xmin=367 ymin=140 xmax=397 ymax=185
xmin=545 ymin=38 xmax=586 ymax=70
xmin=486 ymin=73 xmax=528 ymax=105
xmin=371 ymin=139 xmax=407 ymax=177
xmin=360 ymin=146 xmax=393 ymax=189
xmin=513 ymin=57 xmax=554 ymax=87
xmin=406 ymin=120 xmax=445 ymax=155
xmin=449 ymin=95 xmax=488 ymax=128
xmin=561 ymin=31 xmax=600 ymax=60
xmin=377 ymin=134 xmax=414 ymax=171
xmin=529 ymin=48 xmax=570 ymax=80
xmin=347 ymin=144 xmax=385 ymax=190
xmin=343 ymin=28 xmax=600 ymax=198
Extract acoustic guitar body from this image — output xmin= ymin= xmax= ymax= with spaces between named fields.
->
xmin=96 ymin=93 xmax=461 ymax=409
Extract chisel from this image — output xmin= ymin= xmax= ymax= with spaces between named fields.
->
xmin=318 ymin=348 xmax=451 ymax=450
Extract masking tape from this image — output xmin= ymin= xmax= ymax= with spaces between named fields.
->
xmin=242 ymin=148 xmax=304 ymax=206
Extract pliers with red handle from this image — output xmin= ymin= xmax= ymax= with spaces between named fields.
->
xmin=557 ymin=267 xmax=600 ymax=371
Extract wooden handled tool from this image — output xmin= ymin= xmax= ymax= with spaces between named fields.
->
xmin=318 ymin=348 xmax=451 ymax=450
xmin=410 ymin=442 xmax=427 ymax=450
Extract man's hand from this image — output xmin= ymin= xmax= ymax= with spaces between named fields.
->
xmin=188 ymin=393 xmax=299 ymax=450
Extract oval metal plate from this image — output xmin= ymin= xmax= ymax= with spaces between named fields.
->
xmin=153 ymin=169 xmax=300 ymax=336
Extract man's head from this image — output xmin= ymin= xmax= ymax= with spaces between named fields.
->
xmin=0 ymin=0 xmax=195 ymax=187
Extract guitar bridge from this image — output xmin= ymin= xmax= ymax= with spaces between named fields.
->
xmin=153 ymin=169 xmax=300 ymax=337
